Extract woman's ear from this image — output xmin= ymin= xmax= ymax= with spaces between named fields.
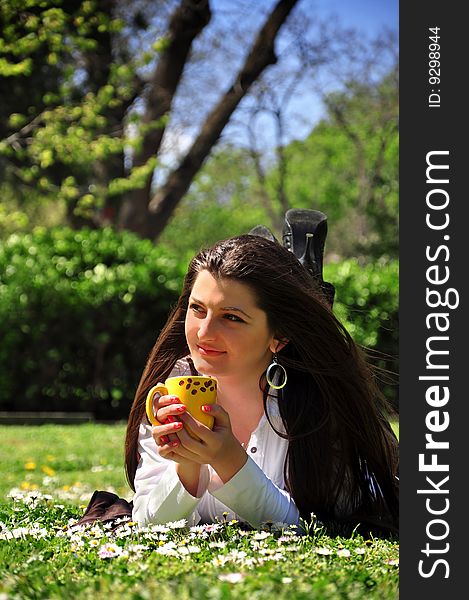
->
xmin=270 ymin=338 xmax=289 ymax=354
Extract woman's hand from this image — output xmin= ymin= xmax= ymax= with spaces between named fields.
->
xmin=168 ymin=404 xmax=248 ymax=483
xmin=149 ymin=391 xmax=191 ymax=460
xmin=149 ymin=391 xmax=203 ymax=495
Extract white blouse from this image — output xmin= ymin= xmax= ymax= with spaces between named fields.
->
xmin=132 ymin=359 xmax=300 ymax=528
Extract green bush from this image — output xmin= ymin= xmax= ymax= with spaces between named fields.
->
xmin=325 ymin=258 xmax=399 ymax=411
xmin=0 ymin=229 xmax=399 ymax=418
xmin=0 ymin=227 xmax=183 ymax=419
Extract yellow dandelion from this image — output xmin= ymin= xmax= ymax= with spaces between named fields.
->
xmin=46 ymin=455 xmax=56 ymax=462
xmin=24 ymin=461 xmax=36 ymax=470
xmin=62 ymin=485 xmax=71 ymax=491
xmin=20 ymin=481 xmax=31 ymax=490
xmin=41 ymin=465 xmax=56 ymax=476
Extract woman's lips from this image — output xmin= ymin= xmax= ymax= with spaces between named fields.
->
xmin=197 ymin=345 xmax=226 ymax=357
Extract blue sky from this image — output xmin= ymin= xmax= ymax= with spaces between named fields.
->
xmin=315 ymin=0 xmax=398 ymax=35
xmin=277 ymin=0 xmax=399 ymax=144
xmin=294 ymin=0 xmax=399 ymax=137
xmin=212 ymin=0 xmax=398 ymax=38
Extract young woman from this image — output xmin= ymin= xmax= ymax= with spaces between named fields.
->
xmin=124 ymin=235 xmax=399 ymax=537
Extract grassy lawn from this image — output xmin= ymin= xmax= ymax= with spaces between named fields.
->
xmin=0 ymin=423 xmax=399 ymax=599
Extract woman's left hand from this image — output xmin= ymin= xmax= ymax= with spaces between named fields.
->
xmin=169 ymin=404 xmax=248 ymax=483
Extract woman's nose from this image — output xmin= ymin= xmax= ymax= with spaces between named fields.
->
xmin=197 ymin=315 xmax=216 ymax=340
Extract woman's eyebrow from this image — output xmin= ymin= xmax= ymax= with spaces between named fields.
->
xmin=190 ymin=297 xmax=252 ymax=319
xmin=222 ymin=306 xmax=252 ymax=319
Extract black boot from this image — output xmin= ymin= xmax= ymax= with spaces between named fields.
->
xmin=282 ymin=208 xmax=335 ymax=307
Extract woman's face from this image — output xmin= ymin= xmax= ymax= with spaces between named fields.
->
xmin=185 ymin=270 xmax=279 ymax=381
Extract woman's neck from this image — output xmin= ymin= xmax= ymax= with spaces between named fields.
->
xmin=215 ymin=372 xmax=264 ymax=411
xmin=215 ymin=373 xmax=266 ymax=447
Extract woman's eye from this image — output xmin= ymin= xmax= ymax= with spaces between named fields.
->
xmin=190 ymin=303 xmax=204 ymax=314
xmin=224 ymin=313 xmax=244 ymax=323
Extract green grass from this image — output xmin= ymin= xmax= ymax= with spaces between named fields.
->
xmin=0 ymin=423 xmax=129 ymax=501
xmin=0 ymin=424 xmax=399 ymax=599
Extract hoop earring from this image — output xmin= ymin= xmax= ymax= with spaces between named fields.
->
xmin=266 ymin=354 xmax=287 ymax=390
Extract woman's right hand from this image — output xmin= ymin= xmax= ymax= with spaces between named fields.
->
xmin=150 ymin=391 xmax=185 ymax=449
xmin=150 ymin=390 xmax=203 ymax=494
xmin=150 ymin=391 xmax=196 ymax=467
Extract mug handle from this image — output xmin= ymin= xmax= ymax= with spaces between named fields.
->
xmin=145 ymin=384 xmax=168 ymax=425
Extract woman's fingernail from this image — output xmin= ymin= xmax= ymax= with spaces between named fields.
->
xmin=165 ymin=416 xmax=177 ymax=423
xmin=161 ymin=436 xmax=169 ymax=444
xmin=171 ymin=441 xmax=179 ymax=448
xmin=176 ymin=405 xmax=186 ymax=412
xmin=173 ymin=422 xmax=183 ymax=429
xmin=202 ymin=405 xmax=212 ymax=412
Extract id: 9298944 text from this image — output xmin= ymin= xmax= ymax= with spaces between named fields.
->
xmin=428 ymin=27 xmax=441 ymax=108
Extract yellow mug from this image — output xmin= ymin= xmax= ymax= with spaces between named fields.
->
xmin=146 ymin=376 xmax=217 ymax=441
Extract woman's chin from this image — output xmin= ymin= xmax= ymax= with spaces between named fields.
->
xmin=190 ymin=354 xmax=224 ymax=377
xmin=190 ymin=354 xmax=212 ymax=373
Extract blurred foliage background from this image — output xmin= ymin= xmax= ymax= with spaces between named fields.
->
xmin=0 ymin=0 xmax=398 ymax=417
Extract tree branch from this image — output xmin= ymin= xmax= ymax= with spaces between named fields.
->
xmin=118 ymin=0 xmax=211 ymax=231
xmin=142 ymin=0 xmax=300 ymax=240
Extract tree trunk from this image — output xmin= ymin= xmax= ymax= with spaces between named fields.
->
xmin=122 ymin=0 xmax=300 ymax=240
xmin=117 ymin=0 xmax=211 ymax=233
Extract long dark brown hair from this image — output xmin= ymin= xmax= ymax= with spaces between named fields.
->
xmin=125 ymin=235 xmax=399 ymax=536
